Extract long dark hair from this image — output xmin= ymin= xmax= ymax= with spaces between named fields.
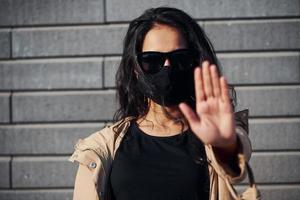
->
xmin=114 ymin=7 xmax=236 ymax=122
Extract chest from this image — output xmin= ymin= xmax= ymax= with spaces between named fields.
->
xmin=109 ymin=124 xmax=210 ymax=199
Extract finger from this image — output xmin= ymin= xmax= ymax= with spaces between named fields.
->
xmin=179 ymin=103 xmax=200 ymax=126
xmin=194 ymin=67 xmax=205 ymax=103
xmin=210 ymin=64 xmax=221 ymax=97
xmin=202 ymin=61 xmax=213 ymax=98
xmin=220 ymin=76 xmax=231 ymax=104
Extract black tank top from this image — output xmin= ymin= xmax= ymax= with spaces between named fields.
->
xmin=109 ymin=121 xmax=209 ymax=200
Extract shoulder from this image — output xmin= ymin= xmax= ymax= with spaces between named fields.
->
xmin=68 ymin=116 xmax=135 ymax=163
xmin=68 ymin=126 xmax=111 ymax=168
xmin=69 ymin=123 xmax=116 ymax=159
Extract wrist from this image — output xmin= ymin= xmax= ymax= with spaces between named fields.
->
xmin=221 ymin=135 xmax=238 ymax=154
xmin=213 ymin=135 xmax=238 ymax=163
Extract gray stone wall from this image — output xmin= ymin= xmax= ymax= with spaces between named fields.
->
xmin=0 ymin=0 xmax=299 ymax=199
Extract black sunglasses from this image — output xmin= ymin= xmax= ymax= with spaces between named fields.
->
xmin=136 ymin=48 xmax=200 ymax=74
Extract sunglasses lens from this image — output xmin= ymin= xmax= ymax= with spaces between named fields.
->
xmin=137 ymin=53 xmax=165 ymax=74
xmin=170 ymin=49 xmax=198 ymax=71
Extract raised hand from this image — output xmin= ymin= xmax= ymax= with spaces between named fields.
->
xmin=179 ymin=61 xmax=236 ymax=149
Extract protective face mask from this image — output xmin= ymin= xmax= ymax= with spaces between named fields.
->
xmin=137 ymin=66 xmax=195 ymax=106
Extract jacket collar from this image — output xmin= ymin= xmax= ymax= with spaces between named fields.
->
xmin=109 ymin=116 xmax=136 ymax=157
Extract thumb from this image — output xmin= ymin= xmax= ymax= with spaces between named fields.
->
xmin=179 ymin=103 xmax=209 ymax=144
xmin=179 ymin=103 xmax=200 ymax=126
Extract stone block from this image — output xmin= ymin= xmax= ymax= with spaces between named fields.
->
xmin=0 ymin=93 xmax=10 ymax=123
xmin=12 ymin=90 xmax=117 ymax=122
xmin=12 ymin=157 xmax=76 ymax=188
xmin=0 ymin=123 xmax=104 ymax=155
xmin=106 ymin=0 xmax=300 ymax=22
xmin=0 ymin=29 xmax=10 ymax=58
xmin=236 ymin=86 xmax=300 ymax=117
xmin=0 ymin=0 xmax=104 ymax=26
xmin=0 ymin=58 xmax=103 ymax=90
xmin=0 ymin=157 xmax=10 ymax=188
xmin=205 ymin=19 xmax=300 ymax=51
xmin=12 ymin=25 xmax=128 ymax=58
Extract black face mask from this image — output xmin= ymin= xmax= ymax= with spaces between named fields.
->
xmin=137 ymin=66 xmax=195 ymax=106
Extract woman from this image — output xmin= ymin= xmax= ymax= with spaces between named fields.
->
xmin=69 ymin=7 xmax=252 ymax=200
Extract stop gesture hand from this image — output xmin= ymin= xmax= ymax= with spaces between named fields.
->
xmin=179 ymin=61 xmax=237 ymax=150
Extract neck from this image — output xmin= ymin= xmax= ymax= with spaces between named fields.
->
xmin=136 ymin=100 xmax=189 ymax=136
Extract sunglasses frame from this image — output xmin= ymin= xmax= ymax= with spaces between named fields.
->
xmin=136 ymin=48 xmax=200 ymax=74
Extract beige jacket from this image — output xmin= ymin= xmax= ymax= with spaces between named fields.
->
xmin=69 ymin=109 xmax=251 ymax=200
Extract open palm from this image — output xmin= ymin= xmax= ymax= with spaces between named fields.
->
xmin=179 ymin=61 xmax=236 ymax=149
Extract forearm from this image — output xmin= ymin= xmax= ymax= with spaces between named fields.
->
xmin=212 ymin=136 xmax=241 ymax=175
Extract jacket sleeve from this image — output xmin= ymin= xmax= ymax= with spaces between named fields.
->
xmin=69 ymin=139 xmax=104 ymax=200
xmin=205 ymin=109 xmax=252 ymax=184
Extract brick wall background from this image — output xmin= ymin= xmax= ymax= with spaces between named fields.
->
xmin=0 ymin=0 xmax=299 ymax=199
